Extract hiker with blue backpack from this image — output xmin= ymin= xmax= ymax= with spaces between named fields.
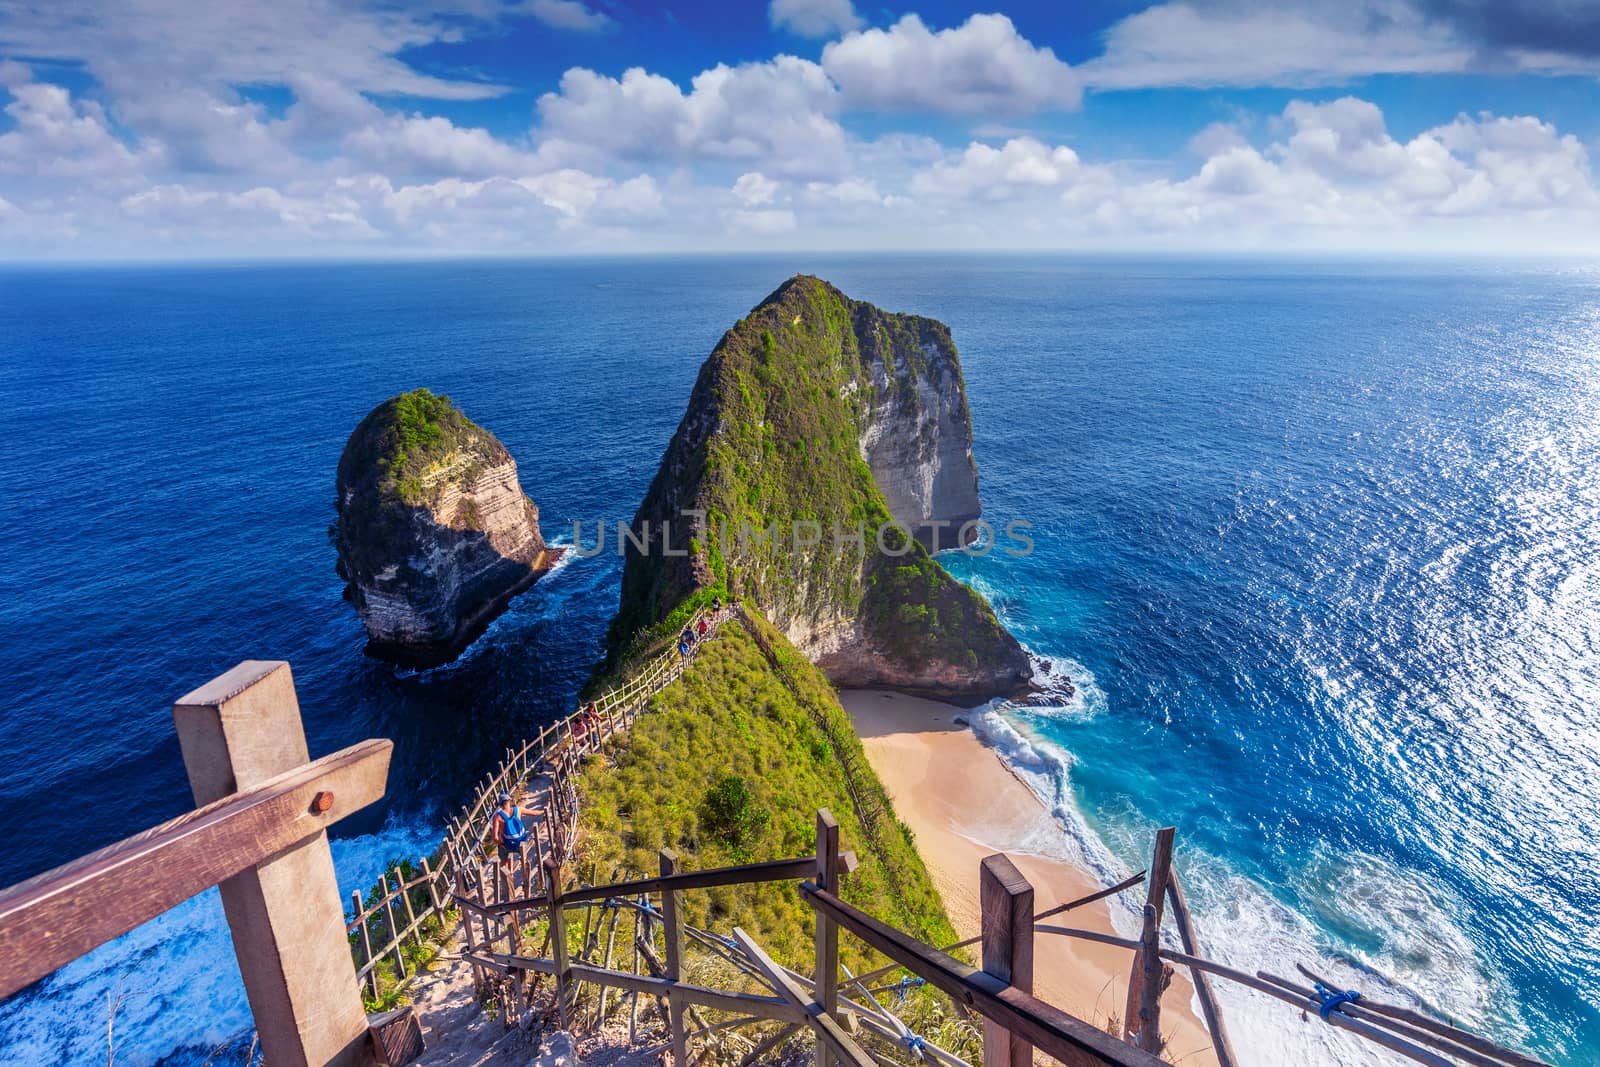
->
xmin=492 ymin=790 xmax=530 ymax=869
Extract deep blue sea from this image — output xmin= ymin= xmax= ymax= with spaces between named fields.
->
xmin=0 ymin=257 xmax=1595 ymax=1065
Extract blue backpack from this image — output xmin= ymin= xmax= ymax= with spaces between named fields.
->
xmin=496 ymin=806 xmax=528 ymax=848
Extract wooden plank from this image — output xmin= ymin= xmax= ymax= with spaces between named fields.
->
xmin=465 ymin=950 xmax=557 ymax=976
xmin=980 ymin=854 xmax=1034 ymax=1067
xmin=563 ymin=963 xmax=804 ymax=1022
xmin=813 ymin=809 xmax=840 ymax=1067
xmin=731 ymin=927 xmax=875 ymax=1067
xmin=1124 ymin=827 xmax=1174 ymax=1047
xmin=0 ymin=738 xmax=390 ymax=1001
xmin=553 ymin=854 xmax=823 ymax=907
xmin=660 ymin=850 xmax=688 ymax=1067
xmin=802 ymin=884 xmax=1162 ymax=1067
xmin=1167 ymin=872 xmax=1238 ymax=1067
xmin=1258 ymin=971 xmax=1515 ymax=1067
xmin=850 ymin=871 xmax=1147 ymax=990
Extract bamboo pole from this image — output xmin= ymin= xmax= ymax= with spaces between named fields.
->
xmin=1166 ymin=870 xmax=1237 ymax=1067
xmin=1124 ymin=826 xmax=1174 ymax=1048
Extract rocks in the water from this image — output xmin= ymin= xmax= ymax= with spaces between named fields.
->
xmin=617 ymin=275 xmax=1031 ymax=704
xmin=333 ymin=388 xmax=559 ymax=668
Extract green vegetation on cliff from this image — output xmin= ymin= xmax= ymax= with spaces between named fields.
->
xmin=576 ymin=612 xmax=955 ymax=967
xmin=615 ymin=276 xmax=1026 ymax=691
xmin=333 ymin=388 xmax=525 ymax=615
xmin=339 ymin=388 xmax=495 ymax=509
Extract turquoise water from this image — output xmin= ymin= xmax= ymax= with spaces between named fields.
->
xmin=0 ymin=257 xmax=1595 ymax=1064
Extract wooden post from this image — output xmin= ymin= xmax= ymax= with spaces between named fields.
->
xmin=1168 ymin=872 xmax=1238 ymax=1067
xmin=456 ymin=870 xmax=483 ymax=997
xmin=1132 ymin=905 xmax=1164 ymax=1053
xmin=548 ymin=859 xmax=571 ymax=1027
xmin=1125 ymin=826 xmax=1176 ymax=1051
xmin=352 ymin=890 xmax=378 ymax=1002
xmin=659 ymin=849 xmax=689 ymax=1067
xmin=420 ymin=857 xmax=441 ymax=914
xmin=379 ymin=874 xmax=407 ymax=981
xmin=395 ymin=867 xmax=422 ymax=950
xmin=980 ymin=854 xmax=1035 ymax=1067
xmin=814 ymin=809 xmax=841 ymax=1067
xmin=172 ymin=661 xmax=374 ymax=1067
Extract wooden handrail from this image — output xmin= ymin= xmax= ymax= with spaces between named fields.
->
xmin=556 ymin=855 xmax=823 ymax=907
xmin=800 ymin=883 xmax=1165 ymax=1067
xmin=0 ymin=738 xmax=392 ymax=1000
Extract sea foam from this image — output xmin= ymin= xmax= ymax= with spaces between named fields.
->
xmin=969 ymin=681 xmax=1502 ymax=1067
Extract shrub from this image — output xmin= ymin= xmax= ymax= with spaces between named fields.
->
xmin=700 ymin=775 xmax=770 ymax=848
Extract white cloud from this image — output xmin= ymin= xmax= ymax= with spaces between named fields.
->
xmin=529 ymin=0 xmax=612 ymax=33
xmin=727 ymin=207 xmax=797 ymax=234
xmin=805 ymin=177 xmax=886 ymax=205
xmin=536 ymin=58 xmax=849 ymax=178
xmin=1085 ymin=1 xmax=1470 ymax=89
xmin=118 ymin=87 xmax=294 ymax=174
xmin=1188 ymin=122 xmax=1249 ymax=157
xmin=822 ymin=14 xmax=1081 ymax=114
xmin=769 ymin=0 xmax=863 ymax=39
xmin=911 ymin=138 xmax=1095 ymax=200
xmin=0 ymin=77 xmax=148 ymax=179
xmin=0 ymin=0 xmax=521 ymax=101
xmin=1085 ymin=0 xmax=1600 ymax=90
xmin=345 ymin=114 xmax=539 ymax=178
xmin=733 ymin=172 xmax=780 ymax=205
xmin=886 ymin=96 xmax=1597 ymax=248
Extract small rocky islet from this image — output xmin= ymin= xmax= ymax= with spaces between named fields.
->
xmin=332 ymin=387 xmax=561 ymax=668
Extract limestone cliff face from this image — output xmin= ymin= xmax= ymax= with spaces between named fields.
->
xmin=854 ymin=310 xmax=982 ymax=548
xmin=333 ymin=389 xmax=559 ymax=667
xmin=617 ymin=276 xmax=1031 ymax=704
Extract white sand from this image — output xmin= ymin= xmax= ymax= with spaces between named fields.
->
xmin=842 ymin=689 xmax=1220 ymax=1066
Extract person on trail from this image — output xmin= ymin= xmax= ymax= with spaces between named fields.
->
xmin=492 ymin=791 xmax=530 ymax=868
xmin=696 ymin=617 xmax=708 ymax=638
xmin=682 ymin=625 xmax=695 ymax=647
xmin=712 ymin=594 xmax=722 ymax=613
xmin=678 ymin=638 xmax=690 ymax=658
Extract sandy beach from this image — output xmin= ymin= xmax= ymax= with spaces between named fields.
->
xmin=842 ymin=689 xmax=1220 ymax=1067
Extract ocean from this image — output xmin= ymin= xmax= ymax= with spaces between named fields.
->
xmin=0 ymin=256 xmax=1595 ymax=1065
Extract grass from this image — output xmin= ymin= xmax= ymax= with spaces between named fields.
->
xmin=573 ymin=609 xmax=987 ymax=1059
xmin=349 ymin=856 xmax=457 ymax=1014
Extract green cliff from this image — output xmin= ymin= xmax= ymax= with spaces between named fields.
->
xmin=615 ymin=275 xmax=1032 ymax=704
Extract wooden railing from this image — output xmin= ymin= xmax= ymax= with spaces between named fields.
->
xmin=347 ymin=606 xmax=729 ymax=1007
xmin=445 ymin=803 xmax=1553 ymax=1067
xmin=0 ymin=660 xmax=399 ymax=1067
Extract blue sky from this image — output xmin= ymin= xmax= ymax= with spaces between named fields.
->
xmin=1 ymin=0 xmax=1598 ymax=257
